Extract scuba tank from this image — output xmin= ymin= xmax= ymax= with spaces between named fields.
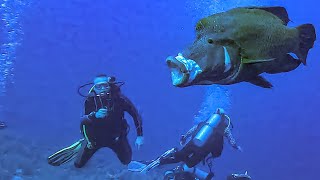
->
xmin=193 ymin=112 xmax=223 ymax=148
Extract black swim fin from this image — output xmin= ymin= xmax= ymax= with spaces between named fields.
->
xmin=128 ymin=161 xmax=148 ymax=172
xmin=47 ymin=138 xmax=84 ymax=166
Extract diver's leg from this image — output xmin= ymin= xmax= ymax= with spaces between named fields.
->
xmin=184 ymin=145 xmax=207 ymax=168
xmin=159 ymin=149 xmax=187 ymax=165
xmin=167 ymin=144 xmax=203 ymax=168
xmin=74 ymin=140 xmax=98 ymax=168
xmin=110 ymin=137 xmax=132 ymax=165
xmin=185 ymin=154 xmax=204 ymax=168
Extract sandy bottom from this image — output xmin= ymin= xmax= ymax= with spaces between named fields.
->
xmin=0 ymin=129 xmax=164 ymax=180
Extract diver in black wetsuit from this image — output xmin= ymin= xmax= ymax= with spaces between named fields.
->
xmin=74 ymin=74 xmax=144 ymax=168
xmin=127 ymin=108 xmax=250 ymax=180
xmin=47 ymin=75 xmax=144 ymax=167
xmin=160 ymin=108 xmax=241 ymax=167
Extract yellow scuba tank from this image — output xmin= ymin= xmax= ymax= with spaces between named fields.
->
xmin=193 ymin=111 xmax=223 ymax=147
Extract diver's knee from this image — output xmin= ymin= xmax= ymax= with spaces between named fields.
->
xmin=185 ymin=161 xmax=194 ymax=168
xmin=74 ymin=161 xmax=84 ymax=168
xmin=120 ymin=157 xmax=131 ymax=165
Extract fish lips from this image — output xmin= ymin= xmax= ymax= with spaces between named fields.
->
xmin=166 ymin=53 xmax=203 ymax=87
xmin=166 ymin=45 xmax=236 ymax=87
xmin=166 ymin=55 xmax=190 ymax=87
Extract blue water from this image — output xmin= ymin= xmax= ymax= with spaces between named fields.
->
xmin=1 ymin=0 xmax=319 ymax=179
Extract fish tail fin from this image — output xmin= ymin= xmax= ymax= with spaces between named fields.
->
xmin=296 ymin=24 xmax=316 ymax=65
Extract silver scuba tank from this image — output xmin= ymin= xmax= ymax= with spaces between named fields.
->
xmin=193 ymin=113 xmax=222 ymax=147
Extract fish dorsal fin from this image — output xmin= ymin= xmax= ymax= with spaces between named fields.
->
xmin=244 ymin=6 xmax=290 ymax=25
xmin=241 ymin=57 xmax=276 ymax=64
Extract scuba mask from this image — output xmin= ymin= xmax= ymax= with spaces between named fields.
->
xmin=77 ymin=76 xmax=125 ymax=97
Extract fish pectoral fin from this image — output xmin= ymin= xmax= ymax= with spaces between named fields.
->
xmin=243 ymin=6 xmax=290 ymax=25
xmin=246 ymin=75 xmax=273 ymax=88
xmin=241 ymin=58 xmax=276 ymax=64
xmin=265 ymin=54 xmax=301 ymax=74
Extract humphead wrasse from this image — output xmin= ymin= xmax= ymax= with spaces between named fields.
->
xmin=166 ymin=6 xmax=316 ymax=88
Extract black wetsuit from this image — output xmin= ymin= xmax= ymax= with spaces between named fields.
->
xmin=164 ymin=171 xmax=196 ymax=180
xmin=164 ymin=165 xmax=214 ymax=180
xmin=160 ymin=117 xmax=238 ymax=168
xmin=74 ymin=92 xmax=143 ymax=168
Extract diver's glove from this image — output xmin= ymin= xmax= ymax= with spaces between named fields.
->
xmin=180 ymin=135 xmax=187 ymax=146
xmin=87 ymin=141 xmax=95 ymax=149
xmin=135 ymin=136 xmax=144 ymax=150
xmin=216 ymin=108 xmax=226 ymax=115
xmin=236 ymin=145 xmax=243 ymax=152
xmin=95 ymin=108 xmax=108 ymax=118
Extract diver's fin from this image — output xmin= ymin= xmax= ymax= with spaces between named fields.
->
xmin=128 ymin=161 xmax=148 ymax=172
xmin=241 ymin=57 xmax=275 ymax=64
xmin=47 ymin=139 xmax=84 ymax=166
xmin=296 ymin=24 xmax=316 ymax=65
xmin=247 ymin=75 xmax=273 ymax=88
xmin=139 ymin=148 xmax=177 ymax=174
xmin=244 ymin=6 xmax=290 ymax=25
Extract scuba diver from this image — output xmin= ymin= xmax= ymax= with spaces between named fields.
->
xmin=0 ymin=121 xmax=6 ymax=129
xmin=159 ymin=108 xmax=241 ymax=167
xmin=48 ymin=74 xmax=144 ymax=168
xmin=128 ymin=108 xmax=250 ymax=180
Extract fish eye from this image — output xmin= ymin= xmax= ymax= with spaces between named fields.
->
xmin=207 ymin=39 xmax=213 ymax=44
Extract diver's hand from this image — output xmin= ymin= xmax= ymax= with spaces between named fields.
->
xmin=179 ymin=135 xmax=186 ymax=146
xmin=87 ymin=141 xmax=94 ymax=149
xmin=216 ymin=108 xmax=226 ymax=115
xmin=236 ymin=145 xmax=243 ymax=152
xmin=135 ymin=136 xmax=144 ymax=150
xmin=95 ymin=108 xmax=107 ymax=118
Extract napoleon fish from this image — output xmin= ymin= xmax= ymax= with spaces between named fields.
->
xmin=166 ymin=6 xmax=316 ymax=88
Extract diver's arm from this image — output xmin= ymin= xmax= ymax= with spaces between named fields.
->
xmin=180 ymin=124 xmax=198 ymax=145
xmin=79 ymin=99 xmax=95 ymax=141
xmin=224 ymin=128 xmax=238 ymax=149
xmin=121 ymin=94 xmax=143 ymax=136
xmin=79 ymin=120 xmax=95 ymax=147
xmin=82 ymin=124 xmax=91 ymax=142
xmin=185 ymin=125 xmax=198 ymax=137
xmin=224 ymin=118 xmax=241 ymax=151
xmin=82 ymin=97 xmax=97 ymax=120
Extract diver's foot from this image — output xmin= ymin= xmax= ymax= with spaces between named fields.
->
xmin=205 ymin=172 xmax=214 ymax=180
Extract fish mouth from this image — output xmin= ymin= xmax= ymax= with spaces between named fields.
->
xmin=166 ymin=53 xmax=202 ymax=87
xmin=166 ymin=55 xmax=189 ymax=87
